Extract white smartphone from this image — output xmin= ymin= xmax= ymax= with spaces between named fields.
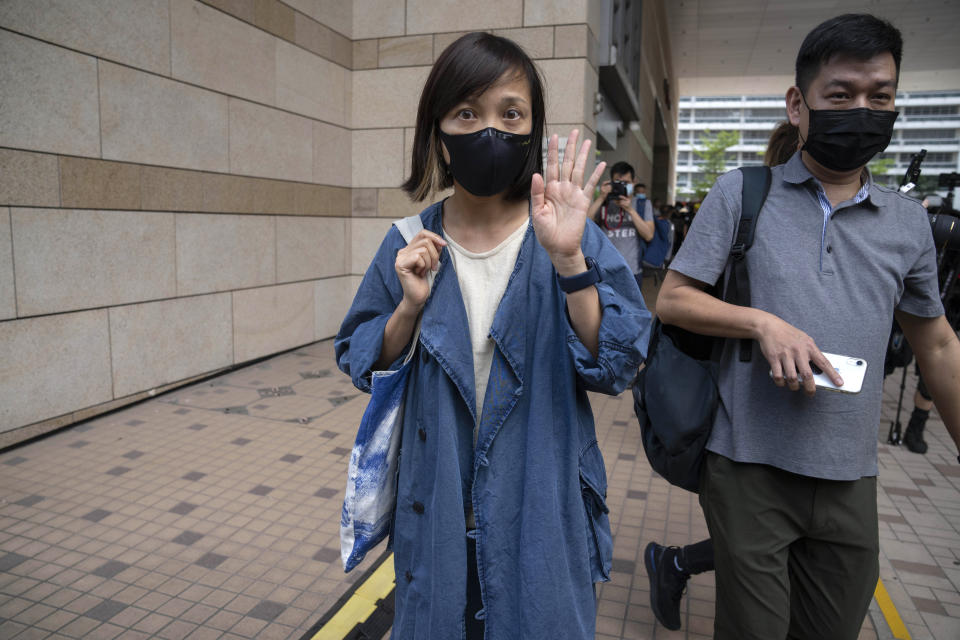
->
xmin=769 ymin=352 xmax=867 ymax=394
xmin=810 ymin=353 xmax=866 ymax=394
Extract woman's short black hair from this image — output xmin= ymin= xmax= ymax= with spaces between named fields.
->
xmin=402 ymin=32 xmax=545 ymax=202
xmin=795 ymin=14 xmax=903 ymax=95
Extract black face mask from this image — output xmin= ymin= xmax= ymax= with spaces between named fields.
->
xmin=800 ymin=94 xmax=899 ymax=172
xmin=439 ymin=127 xmax=532 ymax=197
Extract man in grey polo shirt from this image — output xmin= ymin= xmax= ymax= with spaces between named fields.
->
xmin=656 ymin=14 xmax=960 ymax=639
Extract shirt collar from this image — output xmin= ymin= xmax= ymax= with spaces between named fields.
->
xmin=781 ymin=150 xmax=888 ymax=208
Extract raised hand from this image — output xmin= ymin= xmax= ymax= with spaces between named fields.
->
xmin=531 ymin=130 xmax=606 ymax=274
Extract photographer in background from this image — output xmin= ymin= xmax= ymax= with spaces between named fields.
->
xmin=589 ymin=162 xmax=654 ymax=287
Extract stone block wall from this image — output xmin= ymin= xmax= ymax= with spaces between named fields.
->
xmin=0 ymin=0 xmax=662 ymax=442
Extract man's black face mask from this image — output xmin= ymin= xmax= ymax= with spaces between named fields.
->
xmin=800 ymin=93 xmax=899 ymax=172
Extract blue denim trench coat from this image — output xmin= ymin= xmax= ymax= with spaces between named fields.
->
xmin=336 ymin=201 xmax=650 ymax=639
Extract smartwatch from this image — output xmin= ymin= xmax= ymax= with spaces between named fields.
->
xmin=557 ymin=257 xmax=602 ymax=293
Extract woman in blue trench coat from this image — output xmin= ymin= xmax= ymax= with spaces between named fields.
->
xmin=336 ymin=32 xmax=650 ymax=639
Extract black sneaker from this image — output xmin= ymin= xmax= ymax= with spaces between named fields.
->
xmin=644 ymin=542 xmax=690 ymax=630
xmin=903 ymin=421 xmax=928 ymax=454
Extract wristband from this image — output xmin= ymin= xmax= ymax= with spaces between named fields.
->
xmin=557 ymin=257 xmax=601 ymax=293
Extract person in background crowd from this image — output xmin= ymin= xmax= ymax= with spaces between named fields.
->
xmin=588 ymin=162 xmax=654 ymax=287
xmin=900 ymin=193 xmax=937 ymax=454
xmin=764 ymin=121 xmax=801 ymax=167
xmin=642 ymin=117 xmax=802 ymax=633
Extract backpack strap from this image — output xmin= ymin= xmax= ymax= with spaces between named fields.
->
xmin=393 ymin=214 xmax=424 ymax=244
xmin=724 ymin=166 xmax=772 ymax=362
xmin=392 ymin=214 xmax=433 ymax=365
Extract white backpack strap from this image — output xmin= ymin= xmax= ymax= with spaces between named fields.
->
xmin=392 ymin=214 xmax=432 ymax=364
xmin=393 ymin=214 xmax=424 ymax=245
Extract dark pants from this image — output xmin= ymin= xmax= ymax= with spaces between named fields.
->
xmin=680 ymin=538 xmax=714 ymax=574
xmin=700 ymin=453 xmax=878 ymax=640
xmin=465 ymin=535 xmax=484 ymax=640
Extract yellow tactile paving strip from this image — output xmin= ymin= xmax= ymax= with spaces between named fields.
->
xmin=0 ymin=340 xmax=957 ymax=639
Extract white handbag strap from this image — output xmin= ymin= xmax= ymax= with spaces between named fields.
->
xmin=393 ymin=215 xmax=434 ymax=365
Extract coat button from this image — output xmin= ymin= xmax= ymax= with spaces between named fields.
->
xmin=418 ymin=427 xmax=426 ymax=442
xmin=826 ymin=245 xmax=833 ymax=253
xmin=412 ymin=501 xmax=424 ymax=514
xmin=420 ymin=348 xmax=428 ymax=363
xmin=405 ymin=570 xmax=413 ymax=582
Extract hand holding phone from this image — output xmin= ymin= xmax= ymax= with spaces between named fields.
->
xmin=770 ymin=353 xmax=866 ymax=394
xmin=809 ymin=353 xmax=867 ymax=393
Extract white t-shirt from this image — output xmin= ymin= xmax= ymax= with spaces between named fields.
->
xmin=443 ymin=218 xmax=529 ymax=430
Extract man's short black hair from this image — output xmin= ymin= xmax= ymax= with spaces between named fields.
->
xmin=609 ymin=161 xmax=635 ymax=180
xmin=635 ymin=183 xmax=646 ymax=190
xmin=795 ymin=14 xmax=902 ymax=95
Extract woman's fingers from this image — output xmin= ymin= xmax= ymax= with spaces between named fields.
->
xmin=411 ymin=229 xmax=446 ymax=250
xmin=585 ymin=161 xmax=606 ymax=194
xmin=531 ymin=173 xmax=546 ymax=214
xmin=545 ymin=134 xmax=559 ymax=184
xmin=571 ymin=135 xmax=591 ymax=187
xmin=562 ymin=129 xmax=578 ymax=182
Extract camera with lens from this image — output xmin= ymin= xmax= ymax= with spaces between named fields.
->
xmin=928 ymin=172 xmax=960 ymax=254
xmin=605 ymin=180 xmax=629 ymax=206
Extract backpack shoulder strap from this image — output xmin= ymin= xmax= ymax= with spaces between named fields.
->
xmin=726 ymin=166 xmax=772 ymax=362
xmin=733 ymin=166 xmax=772 ymax=259
xmin=393 ymin=214 xmax=424 ymax=245
xmin=391 ymin=214 xmax=432 ymax=363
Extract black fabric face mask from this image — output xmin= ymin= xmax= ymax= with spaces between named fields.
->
xmin=800 ymin=94 xmax=899 ymax=172
xmin=439 ymin=127 xmax=532 ymax=197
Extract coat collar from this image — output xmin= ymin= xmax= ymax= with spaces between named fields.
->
xmin=416 ymin=200 xmax=530 ymax=430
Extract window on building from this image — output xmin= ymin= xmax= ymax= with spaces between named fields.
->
xmin=679 ymin=109 xmax=692 ymax=122
xmin=901 ymin=128 xmax=955 ymax=140
xmin=741 ymin=130 xmax=772 ymax=142
xmin=904 ymin=105 xmax=959 ymax=119
xmin=609 ymin=0 xmax=642 ymax=97
xmin=677 ymin=151 xmax=690 ymax=164
xmin=695 ymin=131 xmax=720 ymax=143
xmin=743 ymin=108 xmax=786 ymax=121
xmin=695 ymin=108 xmax=740 ymax=122
xmin=923 ymin=152 xmax=957 ymax=167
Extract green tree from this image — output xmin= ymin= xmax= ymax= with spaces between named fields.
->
xmin=867 ymin=156 xmax=896 ymax=184
xmin=692 ymin=130 xmax=740 ymax=200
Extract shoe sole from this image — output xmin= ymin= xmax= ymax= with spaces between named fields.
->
xmin=644 ymin=542 xmax=681 ymax=631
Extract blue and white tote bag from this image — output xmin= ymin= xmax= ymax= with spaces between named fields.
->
xmin=340 ymin=214 xmax=432 ymax=572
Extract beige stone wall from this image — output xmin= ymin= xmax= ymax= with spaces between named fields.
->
xmin=0 ymin=0 xmax=660 ymax=442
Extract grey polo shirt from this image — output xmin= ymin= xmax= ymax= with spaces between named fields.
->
xmin=670 ymin=151 xmax=943 ymax=480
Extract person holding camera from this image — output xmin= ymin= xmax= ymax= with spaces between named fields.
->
xmin=588 ymin=162 xmax=654 ymax=287
xmin=654 ymin=14 xmax=960 ymax=639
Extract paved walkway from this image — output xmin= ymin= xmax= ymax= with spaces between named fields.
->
xmin=0 ymin=339 xmax=958 ymax=639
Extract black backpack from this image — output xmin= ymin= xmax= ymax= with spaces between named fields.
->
xmin=632 ymin=167 xmax=772 ymax=493
xmin=883 ymin=319 xmax=913 ymax=377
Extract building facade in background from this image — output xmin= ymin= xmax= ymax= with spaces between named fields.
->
xmin=676 ymin=91 xmax=960 ymax=198
xmin=0 ymin=0 xmax=676 ymax=443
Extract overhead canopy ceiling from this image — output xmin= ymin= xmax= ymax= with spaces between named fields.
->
xmin=667 ymin=0 xmax=960 ymax=96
